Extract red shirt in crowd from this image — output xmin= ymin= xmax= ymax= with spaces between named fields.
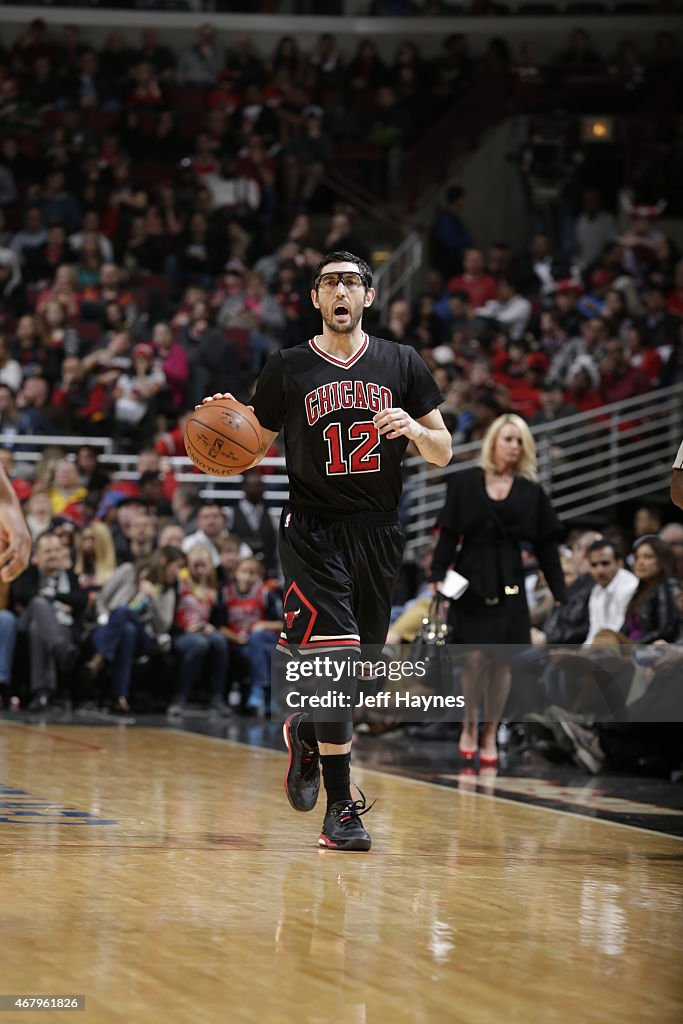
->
xmin=666 ymin=289 xmax=683 ymax=318
xmin=155 ymin=424 xmax=186 ymax=458
xmin=224 ymin=580 xmax=271 ymax=637
xmin=174 ymin=575 xmax=215 ymax=632
xmin=446 ymin=271 xmax=498 ymax=309
xmin=567 ymin=389 xmax=603 ymax=415
xmin=599 ymin=367 xmax=649 ymax=405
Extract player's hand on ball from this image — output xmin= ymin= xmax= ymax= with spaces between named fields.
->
xmin=197 ymin=392 xmax=254 ymax=413
xmin=374 ymin=407 xmax=423 ymax=442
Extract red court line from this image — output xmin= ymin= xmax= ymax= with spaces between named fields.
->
xmin=0 ymin=723 xmax=104 ymax=751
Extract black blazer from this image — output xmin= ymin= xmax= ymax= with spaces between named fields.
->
xmin=10 ymin=564 xmax=88 ymax=618
xmin=622 ymin=579 xmax=680 ymax=644
xmin=431 ymin=467 xmax=567 ymax=605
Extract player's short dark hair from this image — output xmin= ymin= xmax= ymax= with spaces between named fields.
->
xmin=588 ymin=538 xmax=623 ymax=562
xmin=312 ymin=251 xmax=373 ymax=291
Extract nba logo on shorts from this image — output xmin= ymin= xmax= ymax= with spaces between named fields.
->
xmin=285 ymin=513 xmax=292 ymax=528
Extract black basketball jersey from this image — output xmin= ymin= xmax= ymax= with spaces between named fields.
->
xmin=250 ymin=333 xmax=443 ymax=519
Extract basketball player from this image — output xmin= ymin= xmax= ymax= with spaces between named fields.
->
xmin=201 ymin=251 xmax=452 ymax=850
xmin=671 ymin=440 xmax=683 ymax=510
xmin=0 ymin=463 xmax=31 ymax=581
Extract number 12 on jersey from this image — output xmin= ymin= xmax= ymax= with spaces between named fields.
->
xmin=323 ymin=421 xmax=381 ymax=475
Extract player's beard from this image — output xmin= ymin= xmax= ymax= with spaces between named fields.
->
xmin=320 ymin=306 xmax=363 ymax=334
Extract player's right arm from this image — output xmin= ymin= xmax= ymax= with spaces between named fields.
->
xmin=198 ymin=392 xmax=279 ymax=471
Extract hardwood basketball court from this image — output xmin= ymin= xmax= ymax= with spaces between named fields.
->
xmin=1 ymin=721 xmax=681 ymax=1023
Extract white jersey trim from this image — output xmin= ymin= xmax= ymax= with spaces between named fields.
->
xmin=309 ymin=333 xmax=369 ymax=367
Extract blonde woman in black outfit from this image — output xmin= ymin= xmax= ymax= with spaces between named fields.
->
xmin=431 ymin=414 xmax=567 ymax=765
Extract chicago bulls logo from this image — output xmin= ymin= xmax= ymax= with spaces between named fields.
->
xmin=285 ymin=608 xmax=300 ymax=629
xmin=282 ymin=582 xmax=316 ymax=645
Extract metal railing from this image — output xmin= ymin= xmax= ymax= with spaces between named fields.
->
xmin=0 ymin=434 xmax=114 ymax=459
xmin=401 ymin=383 xmax=683 ymax=553
xmin=3 ymin=384 xmax=681 ymax=557
xmin=100 ymin=452 xmax=291 ymax=520
xmin=373 ymin=232 xmax=424 ymax=320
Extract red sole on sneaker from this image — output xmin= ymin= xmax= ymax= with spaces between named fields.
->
xmin=318 ymin=833 xmax=371 ymax=852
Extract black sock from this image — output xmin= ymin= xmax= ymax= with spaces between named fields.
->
xmin=321 ymin=753 xmax=352 ymax=810
xmin=298 ymin=717 xmax=318 ymax=747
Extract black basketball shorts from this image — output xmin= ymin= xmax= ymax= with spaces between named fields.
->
xmin=277 ymin=504 xmax=405 ymax=656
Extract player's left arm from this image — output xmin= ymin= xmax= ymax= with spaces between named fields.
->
xmin=0 ymin=463 xmax=32 ymax=582
xmin=374 ymin=407 xmax=452 ymax=467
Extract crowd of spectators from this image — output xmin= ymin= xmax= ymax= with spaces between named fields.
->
xmin=0 ymin=445 xmax=284 ymax=716
xmin=0 ymin=20 xmax=677 ymax=446
xmin=0 ymin=19 xmax=680 ymax=773
xmin=387 ymin=510 xmax=683 ymax=776
xmin=521 ymin=520 xmax=683 ymax=777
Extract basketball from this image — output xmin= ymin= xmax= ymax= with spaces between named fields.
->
xmin=184 ymin=398 xmax=262 ymax=476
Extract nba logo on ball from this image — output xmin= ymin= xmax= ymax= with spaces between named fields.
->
xmin=184 ymin=397 xmax=262 ymax=476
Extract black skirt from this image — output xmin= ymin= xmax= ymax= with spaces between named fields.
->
xmin=447 ymin=587 xmax=531 ymax=645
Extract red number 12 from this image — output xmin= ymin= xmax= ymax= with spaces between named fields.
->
xmin=323 ymin=421 xmax=381 ymax=475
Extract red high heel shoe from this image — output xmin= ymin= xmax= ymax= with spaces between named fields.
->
xmin=458 ymin=745 xmax=478 ymax=762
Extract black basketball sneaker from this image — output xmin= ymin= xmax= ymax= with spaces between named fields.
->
xmin=319 ymin=790 xmax=373 ymax=852
xmin=283 ymin=712 xmax=320 ymax=812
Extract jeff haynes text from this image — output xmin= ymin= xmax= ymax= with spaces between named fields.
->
xmin=285 ymin=691 xmax=466 ymax=710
